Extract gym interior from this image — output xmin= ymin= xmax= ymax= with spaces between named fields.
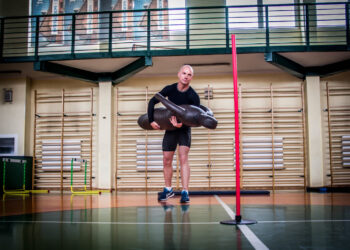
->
xmin=1 ymin=1 xmax=350 ymax=249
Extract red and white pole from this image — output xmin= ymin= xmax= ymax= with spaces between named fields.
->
xmin=231 ymin=34 xmax=241 ymax=222
xmin=220 ymin=35 xmax=257 ymax=226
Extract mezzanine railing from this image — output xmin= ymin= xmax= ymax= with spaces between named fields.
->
xmin=0 ymin=2 xmax=349 ymax=62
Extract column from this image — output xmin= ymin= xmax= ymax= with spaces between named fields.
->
xmin=305 ymin=76 xmax=325 ymax=187
xmin=98 ymin=81 xmax=113 ymax=189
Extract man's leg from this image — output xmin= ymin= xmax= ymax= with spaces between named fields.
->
xmin=178 ymin=145 xmax=190 ymax=190
xmin=158 ymin=150 xmax=175 ymax=201
xmin=163 ymin=151 xmax=175 ymax=187
xmin=177 ymin=127 xmax=191 ymax=203
xmin=159 ymin=131 xmax=177 ymax=201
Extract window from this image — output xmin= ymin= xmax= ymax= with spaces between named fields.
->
xmin=0 ymin=135 xmax=18 ymax=156
xmin=226 ymin=0 xmax=259 ymax=28
xmin=158 ymin=0 xmax=164 ymax=30
xmin=51 ymin=0 xmax=59 ymax=35
xmin=122 ymin=0 xmax=128 ymax=31
xmin=168 ymin=0 xmax=186 ymax=30
xmin=316 ymin=0 xmax=347 ymax=26
xmin=226 ymin=0 xmax=296 ymax=28
xmin=264 ymin=0 xmax=295 ymax=28
xmin=87 ymin=0 xmax=93 ymax=34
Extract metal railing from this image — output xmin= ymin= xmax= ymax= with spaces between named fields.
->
xmin=0 ymin=2 xmax=349 ymax=62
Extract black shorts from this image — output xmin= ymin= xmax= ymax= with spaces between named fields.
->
xmin=162 ymin=127 xmax=191 ymax=151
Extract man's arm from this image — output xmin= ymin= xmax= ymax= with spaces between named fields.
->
xmin=147 ymin=96 xmax=158 ymax=124
xmin=147 ymin=85 xmax=171 ymax=129
xmin=147 ymin=96 xmax=161 ymax=130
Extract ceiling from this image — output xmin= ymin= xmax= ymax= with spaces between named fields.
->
xmin=1 ymin=51 xmax=350 ymax=82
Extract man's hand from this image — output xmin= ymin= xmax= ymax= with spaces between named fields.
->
xmin=169 ymin=116 xmax=182 ymax=128
xmin=150 ymin=121 xmax=160 ymax=130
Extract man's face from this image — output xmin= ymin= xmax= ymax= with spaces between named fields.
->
xmin=178 ymin=66 xmax=193 ymax=86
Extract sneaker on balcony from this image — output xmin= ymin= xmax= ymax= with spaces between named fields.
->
xmin=158 ymin=187 xmax=174 ymax=201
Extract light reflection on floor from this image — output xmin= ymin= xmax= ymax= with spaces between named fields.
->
xmin=0 ymin=192 xmax=350 ymax=250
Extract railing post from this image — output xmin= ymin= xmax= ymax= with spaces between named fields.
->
xmin=258 ymin=0 xmax=264 ymax=29
xmin=265 ymin=5 xmax=270 ymax=48
xmin=147 ymin=10 xmax=151 ymax=54
xmin=186 ymin=8 xmax=190 ymax=51
xmin=346 ymin=3 xmax=350 ymax=48
xmin=305 ymin=4 xmax=310 ymax=47
xmin=225 ymin=7 xmax=230 ymax=50
xmin=109 ymin=12 xmax=113 ymax=54
xmin=35 ymin=16 xmax=40 ymax=60
xmin=71 ymin=14 xmax=76 ymax=56
xmin=0 ymin=18 xmax=4 ymax=59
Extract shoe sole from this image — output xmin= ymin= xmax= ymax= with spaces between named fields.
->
xmin=158 ymin=192 xmax=175 ymax=201
xmin=180 ymin=196 xmax=190 ymax=203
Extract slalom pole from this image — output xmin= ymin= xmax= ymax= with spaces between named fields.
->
xmin=220 ymin=34 xmax=257 ymax=225
xmin=232 ymin=33 xmax=241 ymax=223
xmin=84 ymin=159 xmax=87 ymax=191
xmin=70 ymin=158 xmax=74 ymax=193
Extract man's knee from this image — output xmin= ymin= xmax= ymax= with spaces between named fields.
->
xmin=163 ymin=152 xmax=174 ymax=166
xmin=179 ymin=156 xmax=188 ymax=166
xmin=178 ymin=146 xmax=189 ymax=164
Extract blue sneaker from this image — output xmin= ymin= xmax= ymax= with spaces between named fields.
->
xmin=158 ymin=188 xmax=174 ymax=201
xmin=180 ymin=190 xmax=190 ymax=203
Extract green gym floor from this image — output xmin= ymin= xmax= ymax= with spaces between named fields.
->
xmin=0 ymin=191 xmax=350 ymax=250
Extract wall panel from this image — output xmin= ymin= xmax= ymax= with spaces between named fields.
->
xmin=324 ymin=82 xmax=350 ymax=187
xmin=33 ymin=88 xmax=96 ymax=190
xmin=115 ymin=83 xmax=306 ymax=191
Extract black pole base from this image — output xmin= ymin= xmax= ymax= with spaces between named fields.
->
xmin=220 ymin=219 xmax=257 ymax=225
xmin=220 ymin=215 xmax=257 ymax=225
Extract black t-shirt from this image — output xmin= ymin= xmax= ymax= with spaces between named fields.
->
xmin=147 ymin=83 xmax=200 ymax=123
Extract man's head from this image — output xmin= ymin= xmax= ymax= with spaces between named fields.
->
xmin=177 ymin=65 xmax=194 ymax=87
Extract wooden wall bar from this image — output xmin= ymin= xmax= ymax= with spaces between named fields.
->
xmin=30 ymin=83 xmax=350 ymax=191
xmin=239 ymin=85 xmax=305 ymax=190
xmin=33 ymin=89 xmax=96 ymax=190
xmin=115 ymin=84 xmax=306 ymax=191
xmin=324 ymin=82 xmax=350 ymax=187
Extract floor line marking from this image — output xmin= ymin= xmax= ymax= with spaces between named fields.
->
xmin=215 ymin=195 xmax=269 ymax=250
xmin=0 ymin=220 xmax=218 ymax=225
xmin=2 ymin=219 xmax=348 ymax=225
xmin=259 ymin=219 xmax=350 ymax=223
xmin=0 ymin=220 xmax=350 ymax=225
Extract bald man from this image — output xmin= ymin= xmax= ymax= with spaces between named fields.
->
xmin=147 ymin=65 xmax=200 ymax=203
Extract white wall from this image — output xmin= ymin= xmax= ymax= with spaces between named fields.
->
xmin=0 ymin=78 xmax=30 ymax=155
